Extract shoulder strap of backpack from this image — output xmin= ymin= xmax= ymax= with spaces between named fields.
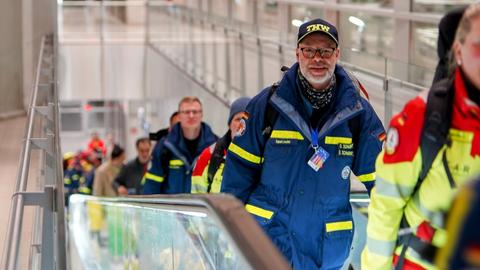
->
xmin=417 ymin=78 xmax=455 ymax=193
xmin=261 ymin=66 xmax=290 ymax=139
xmin=159 ymin=143 xmax=172 ymax=178
xmin=207 ymin=133 xmax=231 ymax=191
xmin=262 ymin=83 xmax=280 ymax=139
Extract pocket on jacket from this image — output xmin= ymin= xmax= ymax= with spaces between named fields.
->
xmin=321 ymin=218 xmax=354 ymax=268
xmin=245 ymin=202 xmax=276 ymax=226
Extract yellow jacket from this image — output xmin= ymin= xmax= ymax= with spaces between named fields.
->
xmin=362 ymin=73 xmax=480 ymax=269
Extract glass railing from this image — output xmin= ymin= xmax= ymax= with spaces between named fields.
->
xmin=67 ymin=193 xmax=371 ymax=269
xmin=68 ymin=194 xmax=291 ymax=270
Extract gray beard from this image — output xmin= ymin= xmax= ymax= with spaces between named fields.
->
xmin=298 ymin=68 xmax=335 ymax=110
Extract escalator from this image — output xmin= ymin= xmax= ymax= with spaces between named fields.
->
xmin=68 ymin=194 xmax=291 ymax=270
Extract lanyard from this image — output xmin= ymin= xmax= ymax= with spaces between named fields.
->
xmin=311 ymin=128 xmax=319 ymax=151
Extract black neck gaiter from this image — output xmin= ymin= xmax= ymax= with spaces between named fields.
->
xmin=297 ymin=68 xmax=335 ymax=110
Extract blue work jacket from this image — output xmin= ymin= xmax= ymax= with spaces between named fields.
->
xmin=222 ymin=63 xmax=384 ymax=269
xmin=142 ymin=122 xmax=217 ymax=194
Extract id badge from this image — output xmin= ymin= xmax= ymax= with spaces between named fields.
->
xmin=307 ymin=146 xmax=329 ymax=171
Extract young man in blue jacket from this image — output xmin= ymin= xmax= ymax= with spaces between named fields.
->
xmin=222 ymin=18 xmax=385 ymax=269
xmin=143 ymin=96 xmax=217 ymax=194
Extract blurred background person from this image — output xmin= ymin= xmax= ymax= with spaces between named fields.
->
xmin=114 ymin=137 xmax=152 ymax=195
xmin=87 ymin=131 xmax=107 ymax=158
xmin=191 ymin=97 xmax=251 ymax=193
xmin=93 ymin=144 xmax=125 ymax=197
xmin=142 ymin=96 xmax=217 ymax=194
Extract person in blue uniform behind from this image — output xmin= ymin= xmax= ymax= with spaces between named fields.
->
xmin=221 ymin=18 xmax=385 ymax=269
xmin=143 ymin=96 xmax=217 ymax=194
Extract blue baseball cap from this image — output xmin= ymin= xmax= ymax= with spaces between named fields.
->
xmin=297 ymin=18 xmax=339 ymax=46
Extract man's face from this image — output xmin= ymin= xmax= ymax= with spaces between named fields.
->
xmin=137 ymin=141 xmax=151 ymax=163
xmin=229 ymin=112 xmax=248 ymax=138
xmin=296 ymin=33 xmax=339 ymax=89
xmin=179 ymin=101 xmax=203 ymax=130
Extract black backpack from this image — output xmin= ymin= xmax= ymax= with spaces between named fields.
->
xmin=206 ymin=132 xmax=231 ymax=192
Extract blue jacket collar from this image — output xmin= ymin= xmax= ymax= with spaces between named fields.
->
xmin=165 ymin=122 xmax=217 ymax=163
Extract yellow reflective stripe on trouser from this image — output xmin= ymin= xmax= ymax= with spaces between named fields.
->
xmin=245 ymin=204 xmax=273 ymax=219
xmin=228 ymin=143 xmax=263 ymax=164
xmin=325 ymin=136 xmax=352 ymax=145
xmin=357 ymin=172 xmax=376 ymax=182
xmin=270 ymin=130 xmax=304 ymax=140
xmin=145 ymin=172 xmax=164 ymax=183
xmin=325 ymin=221 xmax=353 ymax=232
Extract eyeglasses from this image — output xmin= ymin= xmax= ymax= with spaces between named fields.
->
xmin=299 ymin=47 xmax=336 ymax=59
xmin=180 ymin=109 xmax=202 ymax=116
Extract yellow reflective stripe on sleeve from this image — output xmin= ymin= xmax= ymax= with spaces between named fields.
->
xmin=365 ymin=236 xmax=396 ymax=257
xmin=325 ymin=221 xmax=353 ymax=232
xmin=191 ymin=184 xmax=208 ymax=194
xmin=228 ymin=143 xmax=263 ymax=164
xmin=270 ymin=130 xmax=304 ymax=140
xmin=245 ymin=204 xmax=273 ymax=219
xmin=64 ymin=178 xmax=72 ymax=185
xmin=357 ymin=172 xmax=376 ymax=182
xmin=325 ymin=136 xmax=352 ymax=145
xmin=145 ymin=172 xmax=164 ymax=183
xmin=169 ymin=159 xmax=184 ymax=166
xmin=375 ymin=176 xmax=414 ymax=199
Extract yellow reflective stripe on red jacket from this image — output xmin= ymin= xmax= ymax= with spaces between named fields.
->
xmin=228 ymin=143 xmax=263 ymax=164
xmin=357 ymin=172 xmax=376 ymax=182
xmin=270 ymin=130 xmax=304 ymax=140
xmin=375 ymin=176 xmax=414 ymax=199
xmin=245 ymin=204 xmax=273 ymax=219
xmin=325 ymin=221 xmax=353 ymax=232
xmin=364 ymin=236 xmax=396 ymax=257
xmin=191 ymin=175 xmax=209 ymax=193
xmin=145 ymin=172 xmax=164 ymax=183
xmin=209 ymin=163 xmax=224 ymax=193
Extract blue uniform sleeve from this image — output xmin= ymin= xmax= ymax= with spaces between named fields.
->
xmin=222 ymin=90 xmax=269 ymax=203
xmin=352 ymin=99 xmax=385 ymax=194
xmin=142 ymin=139 xmax=166 ymax=195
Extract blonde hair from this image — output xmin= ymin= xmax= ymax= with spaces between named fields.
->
xmin=178 ymin=96 xmax=202 ymax=110
xmin=449 ymin=3 xmax=480 ymax=74
xmin=455 ymin=3 xmax=480 ymax=44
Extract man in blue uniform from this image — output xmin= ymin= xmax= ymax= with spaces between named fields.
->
xmin=143 ymin=96 xmax=217 ymax=194
xmin=222 ymin=18 xmax=385 ymax=269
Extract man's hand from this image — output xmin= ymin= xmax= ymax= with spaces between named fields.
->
xmin=117 ymin=185 xmax=129 ymax=196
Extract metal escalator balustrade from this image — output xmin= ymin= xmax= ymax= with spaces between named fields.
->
xmin=1 ymin=34 xmax=67 ymax=270
xmin=68 ymin=194 xmax=291 ymax=270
